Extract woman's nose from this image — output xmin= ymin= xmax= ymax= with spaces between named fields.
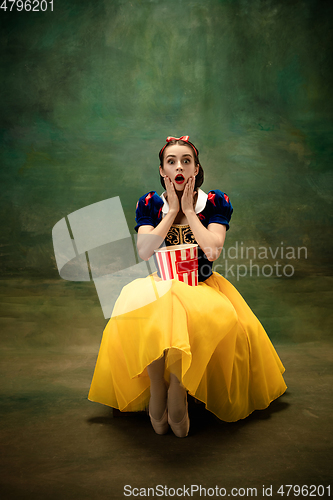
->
xmin=176 ymin=161 xmax=183 ymax=170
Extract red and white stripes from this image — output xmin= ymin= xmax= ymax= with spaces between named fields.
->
xmin=155 ymin=244 xmax=198 ymax=286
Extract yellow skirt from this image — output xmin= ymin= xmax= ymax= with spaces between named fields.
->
xmin=88 ymin=272 xmax=286 ymax=422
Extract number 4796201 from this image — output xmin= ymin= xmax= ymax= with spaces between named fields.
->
xmin=0 ymin=0 xmax=53 ymax=11
xmin=277 ymin=484 xmax=330 ymax=496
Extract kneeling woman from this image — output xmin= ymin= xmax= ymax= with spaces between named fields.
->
xmin=88 ymin=136 xmax=287 ymax=437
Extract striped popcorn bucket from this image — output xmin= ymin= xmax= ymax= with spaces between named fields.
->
xmin=154 ymin=244 xmax=198 ymax=286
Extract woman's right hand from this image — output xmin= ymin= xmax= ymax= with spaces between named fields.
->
xmin=137 ymin=178 xmax=179 ymax=260
xmin=164 ymin=176 xmax=180 ymax=214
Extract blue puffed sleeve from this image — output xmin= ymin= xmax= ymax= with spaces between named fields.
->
xmin=205 ymin=190 xmax=233 ymax=230
xmin=134 ymin=191 xmax=164 ymax=232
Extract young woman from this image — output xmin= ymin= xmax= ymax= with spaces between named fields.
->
xmin=88 ymin=136 xmax=287 ymax=437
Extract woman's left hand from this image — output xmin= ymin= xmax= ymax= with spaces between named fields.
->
xmin=181 ymin=176 xmax=196 ymax=214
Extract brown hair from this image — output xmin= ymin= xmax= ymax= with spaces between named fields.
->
xmin=159 ymin=139 xmax=204 ymax=190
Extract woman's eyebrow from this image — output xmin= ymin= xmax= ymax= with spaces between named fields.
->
xmin=165 ymin=154 xmax=193 ymax=159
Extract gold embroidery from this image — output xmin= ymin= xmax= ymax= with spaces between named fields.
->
xmin=165 ymin=226 xmax=180 ymax=245
xmin=183 ymin=226 xmax=196 ymax=244
xmin=165 ymin=224 xmax=197 ymax=246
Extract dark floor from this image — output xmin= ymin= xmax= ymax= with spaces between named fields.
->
xmin=0 ymin=277 xmax=332 ymax=499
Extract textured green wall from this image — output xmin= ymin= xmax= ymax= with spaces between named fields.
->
xmin=0 ymin=0 xmax=332 ymax=279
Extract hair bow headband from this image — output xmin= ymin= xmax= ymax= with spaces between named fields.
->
xmin=160 ymin=136 xmax=197 ymax=156
xmin=167 ymin=136 xmax=189 ymax=142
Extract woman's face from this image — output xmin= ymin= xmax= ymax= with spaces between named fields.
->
xmin=159 ymin=144 xmax=199 ymax=192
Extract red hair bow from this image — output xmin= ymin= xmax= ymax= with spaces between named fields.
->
xmin=160 ymin=136 xmax=197 ymax=155
xmin=166 ymin=136 xmax=189 ymax=142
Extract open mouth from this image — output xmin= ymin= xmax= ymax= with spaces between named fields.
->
xmin=174 ymin=174 xmax=185 ymax=184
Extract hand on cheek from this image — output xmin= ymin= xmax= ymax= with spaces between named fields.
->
xmin=165 ymin=176 xmax=180 ymax=213
xmin=181 ymin=177 xmax=196 ymax=214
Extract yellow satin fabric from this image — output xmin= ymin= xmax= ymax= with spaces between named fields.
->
xmin=88 ymin=272 xmax=286 ymax=422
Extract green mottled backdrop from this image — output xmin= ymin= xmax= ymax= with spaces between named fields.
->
xmin=0 ymin=3 xmax=333 ymax=497
xmin=0 ymin=0 xmax=332 ymax=340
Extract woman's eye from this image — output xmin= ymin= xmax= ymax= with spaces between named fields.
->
xmin=168 ymin=160 xmax=174 ymax=164
xmin=183 ymin=159 xmax=189 ymax=164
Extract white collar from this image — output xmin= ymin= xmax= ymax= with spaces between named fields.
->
xmin=160 ymin=188 xmax=208 ymax=215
